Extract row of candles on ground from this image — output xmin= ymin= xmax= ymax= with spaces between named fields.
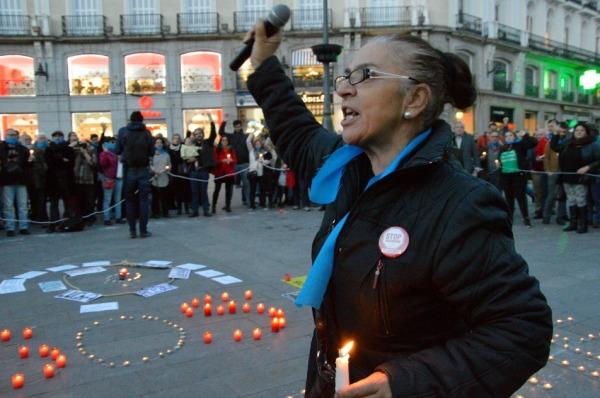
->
xmin=2 ymin=326 xmax=34 ymax=341
xmin=12 ymin=346 xmax=67 ymax=388
xmin=202 ymin=324 xmax=285 ymax=344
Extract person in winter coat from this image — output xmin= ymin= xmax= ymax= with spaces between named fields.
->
xmin=45 ymin=130 xmax=76 ymax=233
xmin=244 ymin=21 xmax=552 ymax=398
xmin=550 ymin=122 xmax=600 ymax=233
xmin=150 ymin=137 xmax=172 ymax=218
xmin=211 ymin=135 xmax=237 ymax=213
xmin=246 ymin=132 xmax=277 ymax=210
xmin=98 ymin=137 xmax=124 ymax=225
xmin=498 ymin=130 xmax=538 ymax=227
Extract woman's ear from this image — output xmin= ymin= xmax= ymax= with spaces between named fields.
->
xmin=403 ymin=84 xmax=430 ymax=120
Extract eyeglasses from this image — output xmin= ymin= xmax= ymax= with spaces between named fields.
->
xmin=334 ymin=68 xmax=419 ymax=92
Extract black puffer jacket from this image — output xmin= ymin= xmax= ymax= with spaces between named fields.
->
xmin=248 ymin=56 xmax=552 ymax=397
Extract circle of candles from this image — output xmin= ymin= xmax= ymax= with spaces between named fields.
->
xmin=23 ymin=327 xmax=32 ymax=339
xmin=186 ymin=307 xmax=194 ymax=317
xmin=253 ymin=328 xmax=262 ymax=340
xmin=277 ymin=309 xmax=285 ymax=318
xmin=217 ymin=305 xmax=224 ymax=316
xmin=44 ymin=364 xmax=55 ymax=378
xmin=50 ymin=347 xmax=60 ymax=360
xmin=245 ymin=290 xmax=253 ymax=300
xmin=56 ymin=354 xmax=67 ymax=368
xmin=204 ymin=303 xmax=212 ymax=316
xmin=233 ymin=329 xmax=242 ymax=342
xmin=12 ymin=373 xmax=24 ymax=389
xmin=221 ymin=292 xmax=229 ymax=302
xmin=1 ymin=329 xmax=10 ymax=341
xmin=181 ymin=302 xmax=189 ymax=313
xmin=268 ymin=307 xmax=277 ymax=317
xmin=278 ymin=317 xmax=287 ymax=329
xmin=257 ymin=303 xmax=265 ymax=314
xmin=204 ymin=294 xmax=211 ymax=304
xmin=228 ymin=300 xmax=237 ymax=314
xmin=39 ymin=344 xmax=49 ymax=357
xmin=203 ymin=331 xmax=212 ymax=344
xmin=191 ymin=297 xmax=199 ymax=308
xmin=19 ymin=346 xmax=29 ymax=358
xmin=243 ymin=303 xmax=251 ymax=313
xmin=271 ymin=317 xmax=280 ymax=332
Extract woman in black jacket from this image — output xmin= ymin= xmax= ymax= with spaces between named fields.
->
xmin=499 ymin=130 xmax=537 ymax=227
xmin=551 ymin=122 xmax=600 ymax=233
xmin=245 ymin=22 xmax=552 ymax=398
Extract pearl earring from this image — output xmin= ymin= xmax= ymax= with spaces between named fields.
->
xmin=403 ymin=111 xmax=412 ymax=119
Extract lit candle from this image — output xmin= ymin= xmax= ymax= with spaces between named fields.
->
xmin=119 ymin=268 xmax=128 ymax=280
xmin=191 ymin=297 xmax=199 ymax=308
xmin=39 ymin=344 xmax=49 ymax=357
xmin=495 ymin=159 xmax=500 ymax=169
xmin=50 ymin=347 xmax=60 ymax=360
xmin=19 ymin=345 xmax=29 ymax=359
xmin=204 ymin=303 xmax=212 ymax=316
xmin=335 ymin=342 xmax=354 ymax=392
xmin=217 ymin=305 xmax=225 ymax=316
xmin=186 ymin=307 xmax=194 ymax=317
xmin=44 ymin=364 xmax=55 ymax=378
xmin=56 ymin=354 xmax=66 ymax=368
xmin=1 ymin=329 xmax=10 ymax=341
xmin=204 ymin=294 xmax=212 ymax=304
xmin=243 ymin=303 xmax=251 ymax=313
xmin=278 ymin=317 xmax=286 ymax=329
xmin=30 ymin=149 xmax=34 ymax=155
xmin=285 ymin=273 xmax=291 ymax=281
xmin=181 ymin=302 xmax=189 ymax=313
xmin=482 ymin=151 xmax=487 ymax=157
xmin=23 ymin=327 xmax=33 ymax=339
xmin=271 ymin=317 xmax=280 ymax=332
xmin=228 ymin=300 xmax=237 ymax=314
xmin=257 ymin=303 xmax=265 ymax=314
xmin=268 ymin=307 xmax=277 ymax=317
xmin=233 ymin=329 xmax=242 ymax=342
xmin=277 ymin=309 xmax=285 ymax=318
xmin=253 ymin=328 xmax=262 ymax=340
xmin=221 ymin=292 xmax=229 ymax=302
xmin=12 ymin=373 xmax=24 ymax=389
xmin=245 ymin=290 xmax=252 ymax=300
xmin=203 ymin=331 xmax=212 ymax=344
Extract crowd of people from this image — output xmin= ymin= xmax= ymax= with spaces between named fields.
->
xmin=452 ymin=118 xmax=600 ymax=232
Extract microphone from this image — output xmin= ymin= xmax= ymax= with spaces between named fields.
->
xmin=229 ymin=4 xmax=291 ymax=71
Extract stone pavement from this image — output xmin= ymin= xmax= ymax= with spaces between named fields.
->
xmin=0 ymin=192 xmax=599 ymax=397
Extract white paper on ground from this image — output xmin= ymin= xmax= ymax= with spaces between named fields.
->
xmin=82 ymin=261 xmax=111 ymax=267
xmin=0 ymin=279 xmax=26 ymax=294
xmin=14 ymin=271 xmax=48 ymax=279
xmin=55 ymin=290 xmax=102 ymax=303
xmin=65 ymin=267 xmax=106 ymax=277
xmin=195 ymin=269 xmax=224 ymax=278
xmin=39 ymin=280 xmax=67 ymax=292
xmin=46 ymin=264 xmax=79 ymax=272
xmin=80 ymin=302 xmax=119 ymax=313
xmin=136 ymin=283 xmax=178 ymax=297
xmin=176 ymin=263 xmax=207 ymax=271
xmin=211 ymin=275 xmax=243 ymax=285
xmin=168 ymin=268 xmax=191 ymax=279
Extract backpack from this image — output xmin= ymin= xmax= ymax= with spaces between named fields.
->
xmin=124 ymin=129 xmax=150 ymax=167
xmin=56 ymin=216 xmax=86 ymax=232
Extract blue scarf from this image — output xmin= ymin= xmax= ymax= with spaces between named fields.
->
xmin=295 ymin=129 xmax=432 ymax=309
xmin=505 ymin=138 xmax=521 ymax=145
xmin=489 ymin=142 xmax=500 ymax=148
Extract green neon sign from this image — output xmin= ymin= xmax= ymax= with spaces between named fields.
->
xmin=579 ymin=70 xmax=600 ymax=90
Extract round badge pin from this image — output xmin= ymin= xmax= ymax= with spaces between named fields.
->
xmin=378 ymin=226 xmax=410 ymax=258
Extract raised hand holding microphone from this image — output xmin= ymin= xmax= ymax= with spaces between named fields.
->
xmin=229 ymin=4 xmax=290 ymax=71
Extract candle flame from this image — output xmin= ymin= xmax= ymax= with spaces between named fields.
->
xmin=340 ymin=341 xmax=354 ymax=356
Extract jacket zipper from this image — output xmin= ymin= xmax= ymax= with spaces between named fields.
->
xmin=372 ymin=258 xmax=383 ymax=289
xmin=372 ymin=257 xmax=391 ymax=335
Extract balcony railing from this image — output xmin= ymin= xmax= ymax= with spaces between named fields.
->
xmin=544 ymin=89 xmax=558 ymax=100
xmin=493 ymin=79 xmax=512 ymax=93
xmin=291 ymin=8 xmax=331 ymax=30
xmin=359 ymin=6 xmax=413 ymax=27
xmin=577 ymin=91 xmax=590 ymax=104
xmin=0 ymin=79 xmax=36 ymax=96
xmin=525 ymin=84 xmax=539 ymax=97
xmin=177 ymin=12 xmax=219 ymax=34
xmin=121 ymin=14 xmax=163 ymax=35
xmin=497 ymin=23 xmax=521 ymax=45
xmin=233 ymin=10 xmax=268 ymax=33
xmin=62 ymin=15 xmax=106 ymax=36
xmin=561 ymin=91 xmax=575 ymax=102
xmin=181 ymin=74 xmax=221 ymax=92
xmin=455 ymin=13 xmax=482 ymax=34
xmin=0 ymin=14 xmax=31 ymax=36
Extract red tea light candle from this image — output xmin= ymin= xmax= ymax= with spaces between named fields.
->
xmin=257 ymin=303 xmax=265 ymax=314
xmin=268 ymin=307 xmax=277 ymax=317
xmin=191 ymin=297 xmax=199 ymax=308
xmin=243 ymin=302 xmax=251 ymax=313
xmin=186 ymin=307 xmax=194 ymax=317
xmin=277 ymin=309 xmax=285 ymax=318
xmin=56 ymin=354 xmax=66 ymax=368
xmin=204 ymin=294 xmax=212 ymax=304
xmin=19 ymin=345 xmax=29 ymax=358
xmin=50 ymin=347 xmax=60 ymax=360
xmin=181 ymin=302 xmax=189 ymax=313
xmin=204 ymin=303 xmax=212 ymax=316
xmin=217 ymin=305 xmax=225 ymax=316
xmin=253 ymin=328 xmax=262 ymax=340
xmin=271 ymin=317 xmax=280 ymax=332
xmin=245 ymin=290 xmax=253 ymax=300
xmin=44 ymin=364 xmax=55 ymax=378
xmin=278 ymin=317 xmax=287 ymax=329
xmin=12 ymin=373 xmax=24 ymax=389
xmin=1 ymin=329 xmax=10 ymax=341
xmin=203 ymin=331 xmax=212 ymax=344
xmin=23 ymin=327 xmax=33 ymax=339
xmin=285 ymin=273 xmax=291 ymax=281
xmin=228 ymin=300 xmax=237 ymax=314
xmin=233 ymin=329 xmax=242 ymax=342
xmin=118 ymin=268 xmax=128 ymax=280
xmin=39 ymin=344 xmax=49 ymax=357
xmin=221 ymin=292 xmax=229 ymax=302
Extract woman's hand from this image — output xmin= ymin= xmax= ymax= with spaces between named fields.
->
xmin=577 ymin=165 xmax=590 ymax=175
xmin=248 ymin=19 xmax=282 ymax=69
xmin=335 ymin=372 xmax=392 ymax=398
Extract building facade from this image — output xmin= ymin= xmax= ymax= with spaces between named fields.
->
xmin=1 ymin=0 xmax=599 ymax=140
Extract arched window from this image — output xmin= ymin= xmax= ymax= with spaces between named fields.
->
xmin=0 ymin=55 xmax=35 ymax=97
xmin=492 ymin=60 xmax=511 ymax=93
xmin=124 ymin=53 xmax=165 ymax=94
xmin=181 ymin=51 xmax=222 ymax=93
xmin=68 ymin=54 xmax=110 ymax=95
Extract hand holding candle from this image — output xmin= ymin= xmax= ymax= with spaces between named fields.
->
xmin=335 ymin=341 xmax=354 ymax=392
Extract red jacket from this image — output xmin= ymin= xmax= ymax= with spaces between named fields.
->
xmin=213 ymin=145 xmax=236 ymax=177
xmin=532 ymin=136 xmax=548 ymax=171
